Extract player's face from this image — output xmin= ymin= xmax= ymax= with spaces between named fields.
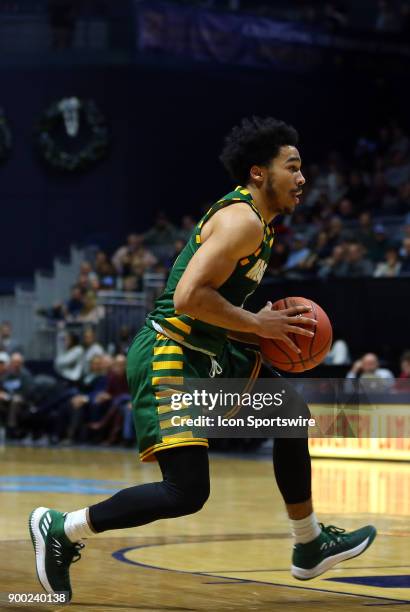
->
xmin=265 ymin=146 xmax=305 ymax=214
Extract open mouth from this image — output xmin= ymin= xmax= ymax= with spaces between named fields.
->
xmin=291 ymin=190 xmax=303 ymax=204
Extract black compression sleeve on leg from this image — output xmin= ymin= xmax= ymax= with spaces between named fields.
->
xmin=273 ymin=437 xmax=312 ymax=504
xmin=88 ymin=446 xmax=210 ymax=532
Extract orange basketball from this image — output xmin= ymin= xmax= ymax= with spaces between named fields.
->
xmin=259 ymin=297 xmax=333 ymax=373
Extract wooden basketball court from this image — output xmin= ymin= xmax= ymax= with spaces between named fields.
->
xmin=1 ymin=446 xmax=409 ymax=611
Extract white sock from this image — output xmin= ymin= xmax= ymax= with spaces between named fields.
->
xmin=290 ymin=512 xmax=321 ymax=544
xmin=64 ymin=508 xmax=94 ymax=543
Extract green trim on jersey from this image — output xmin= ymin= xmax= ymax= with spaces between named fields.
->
xmin=146 ymin=186 xmax=274 ymax=356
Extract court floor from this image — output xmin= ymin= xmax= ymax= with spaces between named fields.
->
xmin=0 ymin=445 xmax=409 ymax=611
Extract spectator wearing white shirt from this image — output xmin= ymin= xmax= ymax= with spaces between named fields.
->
xmin=54 ymin=332 xmax=84 ymax=382
xmin=346 ymin=352 xmax=394 ymax=392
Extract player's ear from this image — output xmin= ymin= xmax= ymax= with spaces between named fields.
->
xmin=250 ymin=165 xmax=264 ymax=185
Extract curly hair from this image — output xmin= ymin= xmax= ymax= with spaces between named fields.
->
xmin=220 ymin=116 xmax=299 ymax=185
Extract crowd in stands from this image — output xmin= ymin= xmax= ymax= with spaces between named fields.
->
xmin=1 ymin=316 xmax=409 ymax=447
xmin=37 ymin=122 xmax=410 ymax=332
xmin=0 ymin=322 xmax=134 ymax=447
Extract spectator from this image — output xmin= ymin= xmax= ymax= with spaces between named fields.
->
xmin=339 ymin=243 xmax=374 ymax=277
xmin=112 ymin=234 xmax=144 ymax=275
xmin=65 ymin=286 xmax=85 ymax=320
xmin=144 ymin=211 xmax=178 ymax=246
xmin=77 ymin=291 xmax=105 ymax=324
xmin=395 ymin=350 xmax=410 ymax=392
xmin=374 ymin=247 xmax=402 ymax=277
xmin=324 ymin=334 xmax=351 ymax=365
xmin=0 ymin=321 xmax=23 ymax=355
xmin=88 ymin=354 xmax=130 ymax=444
xmin=325 ymin=217 xmax=345 ymax=253
xmin=82 ymin=327 xmax=104 ymax=375
xmin=354 ymin=211 xmax=374 ymax=250
xmin=109 ymin=325 xmax=133 ymax=356
xmin=318 ymin=244 xmax=347 ymax=278
xmin=94 ymin=251 xmax=116 ymax=289
xmin=367 ymin=224 xmax=393 ymax=263
xmin=346 ymin=352 xmax=394 ymax=391
xmin=60 ymin=354 xmax=109 ymax=444
xmin=400 ymin=237 xmax=410 ymax=275
xmin=54 ymin=331 xmax=84 ymax=382
xmin=282 ymin=234 xmax=311 ymax=278
xmin=337 ymin=198 xmax=356 ymax=221
xmin=1 ymin=353 xmax=34 ymax=439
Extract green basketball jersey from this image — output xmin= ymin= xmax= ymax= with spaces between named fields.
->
xmin=146 ymin=186 xmax=274 ymax=356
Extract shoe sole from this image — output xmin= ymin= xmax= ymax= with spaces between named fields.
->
xmin=29 ymin=506 xmax=55 ymax=595
xmin=291 ymin=528 xmax=377 ymax=580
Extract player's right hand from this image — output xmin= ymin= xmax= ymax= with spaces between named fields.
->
xmin=252 ymin=302 xmax=317 ymax=354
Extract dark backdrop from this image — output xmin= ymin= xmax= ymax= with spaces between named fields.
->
xmin=0 ymin=59 xmax=404 ymax=279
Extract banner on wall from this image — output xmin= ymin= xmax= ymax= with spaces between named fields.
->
xmin=135 ymin=2 xmax=410 ymax=72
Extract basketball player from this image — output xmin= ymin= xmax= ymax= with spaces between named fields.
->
xmin=29 ymin=117 xmax=376 ymax=600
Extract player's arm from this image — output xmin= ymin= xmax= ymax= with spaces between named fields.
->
xmin=174 ymin=206 xmax=316 ymax=353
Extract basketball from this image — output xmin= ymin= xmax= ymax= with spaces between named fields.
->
xmin=260 ymin=297 xmax=333 ymax=373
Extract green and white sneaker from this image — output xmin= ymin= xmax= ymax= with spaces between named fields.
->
xmin=29 ymin=507 xmax=84 ymax=602
xmin=291 ymin=523 xmax=376 ymax=580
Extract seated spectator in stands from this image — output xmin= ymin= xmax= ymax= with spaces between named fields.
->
xmin=302 ymin=231 xmax=330 ymax=274
xmin=77 ymin=291 xmax=105 ymax=324
xmin=395 ymin=350 xmax=410 ymax=392
xmin=0 ymin=352 xmax=10 ymax=432
xmin=385 ymin=150 xmax=410 ymax=190
xmin=65 ymin=285 xmax=85 ymax=320
xmin=0 ymin=321 xmax=23 ymax=355
xmin=324 ymin=333 xmax=351 ymax=365
xmin=325 ymin=217 xmax=345 ymax=252
xmin=88 ymin=354 xmax=130 ymax=445
xmin=337 ymin=198 xmax=356 ymax=221
xmin=346 ymin=352 xmax=394 ymax=392
xmin=367 ymin=224 xmax=394 ymax=263
xmin=94 ymin=251 xmax=116 ymax=289
xmin=282 ymin=234 xmax=311 ymax=278
xmin=54 ymin=331 xmax=84 ymax=382
xmin=82 ymin=327 xmax=104 ymax=375
xmin=130 ymin=237 xmax=158 ymax=276
xmin=144 ymin=211 xmax=178 ymax=246
xmin=400 ymin=237 xmax=410 ymax=275
xmin=178 ymin=215 xmax=196 ymax=242
xmin=112 ymin=233 xmax=141 ymax=275
xmin=60 ymin=354 xmax=109 ymax=444
xmin=318 ymin=244 xmax=347 ymax=278
xmin=1 ymin=352 xmax=34 ymax=438
xmin=328 ymin=171 xmax=347 ymax=206
xmin=374 ymin=247 xmax=402 ymax=277
xmin=354 ymin=211 xmax=374 ymax=250
xmin=339 ymin=243 xmax=374 ymax=277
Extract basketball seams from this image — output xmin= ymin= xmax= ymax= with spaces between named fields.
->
xmin=261 ymin=297 xmax=332 ymax=372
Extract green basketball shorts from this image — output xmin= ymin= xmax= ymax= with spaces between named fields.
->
xmin=126 ymin=325 xmax=261 ymax=462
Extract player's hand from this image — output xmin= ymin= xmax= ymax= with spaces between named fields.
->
xmin=253 ymin=302 xmax=317 ymax=354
